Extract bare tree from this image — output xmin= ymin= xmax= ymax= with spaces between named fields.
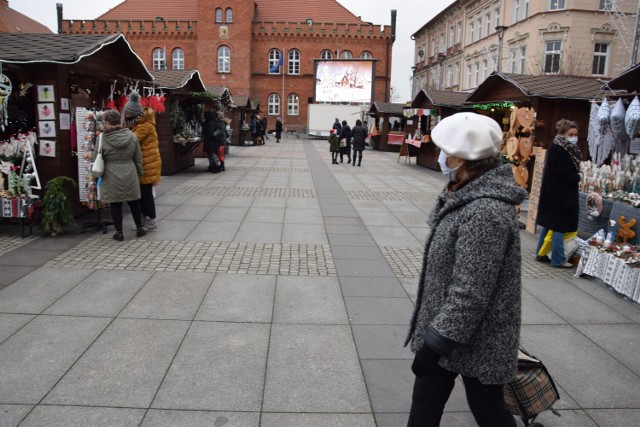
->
xmin=527 ymin=51 xmax=590 ymax=77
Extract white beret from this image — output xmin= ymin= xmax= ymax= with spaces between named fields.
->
xmin=431 ymin=112 xmax=503 ymax=160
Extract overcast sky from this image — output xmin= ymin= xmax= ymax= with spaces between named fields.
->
xmin=11 ymin=0 xmax=450 ymax=102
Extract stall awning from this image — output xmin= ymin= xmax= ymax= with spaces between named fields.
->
xmin=150 ymin=69 xmax=206 ymax=92
xmin=606 ymin=63 xmax=640 ymax=93
xmin=411 ymin=89 xmax=469 ymax=108
xmin=369 ymin=102 xmax=405 ymax=116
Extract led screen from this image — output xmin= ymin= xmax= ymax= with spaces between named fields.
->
xmin=314 ymin=60 xmax=374 ymax=103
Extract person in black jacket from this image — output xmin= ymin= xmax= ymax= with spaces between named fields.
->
xmin=275 ymin=117 xmax=283 ymax=143
xmin=535 ymin=119 xmax=582 ymax=268
xmin=350 ymin=119 xmax=368 ymax=166
xmin=202 ymin=111 xmax=220 ymax=173
xmin=339 ymin=120 xmax=352 ymax=163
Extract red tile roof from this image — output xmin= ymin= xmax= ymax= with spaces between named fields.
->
xmin=0 ymin=1 xmax=52 ymax=33
xmin=96 ymin=0 xmax=366 ymax=24
xmin=254 ymin=0 xmax=365 ymax=24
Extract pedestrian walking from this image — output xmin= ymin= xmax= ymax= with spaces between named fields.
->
xmin=126 ymin=90 xmax=161 ymax=232
xmin=329 ymin=128 xmax=339 ymax=164
xmin=275 ymin=117 xmax=283 ymax=143
xmin=350 ymin=119 xmax=368 ymax=166
xmin=332 ymin=117 xmax=342 ymax=134
xmin=202 ymin=111 xmax=222 ymax=173
xmin=405 ymin=112 xmax=526 ymax=427
xmin=261 ymin=115 xmax=269 ymax=141
xmin=535 ymin=119 xmax=582 ymax=268
xmin=339 ymin=120 xmax=351 ymax=163
xmin=215 ymin=114 xmax=229 ymax=171
xmin=97 ymin=109 xmax=145 ymax=241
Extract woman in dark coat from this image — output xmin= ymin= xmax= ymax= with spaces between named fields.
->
xmin=202 ymin=111 xmax=222 ymax=173
xmin=406 ymin=113 xmax=525 ymax=427
xmin=535 ymin=119 xmax=582 ymax=268
xmin=350 ymin=119 xmax=368 ymax=166
xmin=275 ymin=117 xmax=283 ymax=143
xmin=339 ymin=120 xmax=351 ymax=163
xmin=97 ymin=109 xmax=145 ymax=241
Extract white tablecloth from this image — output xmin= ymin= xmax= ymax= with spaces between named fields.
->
xmin=576 ymin=246 xmax=640 ymax=303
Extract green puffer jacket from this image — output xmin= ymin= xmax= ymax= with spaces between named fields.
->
xmin=97 ymin=127 xmax=143 ymax=203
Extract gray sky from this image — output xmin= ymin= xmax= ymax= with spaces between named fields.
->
xmin=11 ymin=0 xmax=449 ymax=102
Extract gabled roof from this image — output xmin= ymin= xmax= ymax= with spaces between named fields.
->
xmin=0 ymin=33 xmax=152 ymax=80
xmin=466 ymin=72 xmax=604 ymax=102
xmin=0 ymin=1 xmax=52 ymax=34
xmin=150 ymin=69 xmax=205 ymax=91
xmin=98 ymin=0 xmax=198 ymax=21
xmin=232 ymin=95 xmax=257 ymax=110
xmin=412 ymin=89 xmax=469 ymax=108
xmin=606 ymin=63 xmax=640 ymax=93
xmin=254 ymin=0 xmax=364 ymax=24
xmin=206 ymin=86 xmax=231 ymax=97
xmin=369 ymin=102 xmax=405 ymax=116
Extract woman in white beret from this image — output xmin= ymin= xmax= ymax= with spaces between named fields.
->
xmin=405 ymin=112 xmax=526 ymax=426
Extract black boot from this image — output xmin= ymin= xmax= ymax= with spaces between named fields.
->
xmin=211 ymin=164 xmax=220 ymax=174
xmin=220 ymin=161 xmax=225 ymax=171
xmin=113 ymin=231 xmax=124 ymax=241
xmin=136 ymin=228 xmax=147 ymax=238
xmin=358 ymin=160 xmax=361 ymax=166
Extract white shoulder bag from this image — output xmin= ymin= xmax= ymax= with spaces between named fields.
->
xmin=91 ymin=133 xmax=104 ymax=177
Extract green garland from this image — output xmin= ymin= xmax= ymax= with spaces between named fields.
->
xmin=472 ymin=102 xmax=515 ymax=110
xmin=170 ymin=97 xmax=187 ymax=135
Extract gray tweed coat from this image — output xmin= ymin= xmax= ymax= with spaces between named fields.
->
xmin=406 ymin=164 xmax=527 ymax=384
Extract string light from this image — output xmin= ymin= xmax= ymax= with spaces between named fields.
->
xmin=472 ymin=102 xmax=515 ymax=110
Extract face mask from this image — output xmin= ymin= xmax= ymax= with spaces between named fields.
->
xmin=567 ymin=136 xmax=578 ymax=144
xmin=438 ymin=151 xmax=460 ymax=183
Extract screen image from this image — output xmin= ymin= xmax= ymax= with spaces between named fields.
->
xmin=314 ymin=60 xmax=374 ymax=103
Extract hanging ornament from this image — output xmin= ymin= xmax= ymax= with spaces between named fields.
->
xmin=0 ymin=73 xmax=12 ymax=131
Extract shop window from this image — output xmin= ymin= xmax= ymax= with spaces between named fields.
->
xmin=172 ymin=48 xmax=184 ymax=70
xmin=288 ymin=93 xmax=300 ymax=116
xmin=268 ymin=48 xmax=281 ymax=74
xmin=592 ymin=43 xmax=609 ymax=75
xmin=288 ymin=49 xmax=300 ymax=75
xmin=360 ymin=51 xmax=372 ymax=59
xmin=544 ymin=40 xmax=561 ymax=73
xmin=339 ymin=50 xmax=353 ymax=59
xmin=548 ymin=0 xmax=565 ymax=10
xmin=215 ymin=8 xmax=223 ymax=23
xmin=218 ymin=46 xmax=230 ymax=73
xmin=152 ymin=47 xmax=166 ymax=70
xmin=226 ymin=8 xmax=233 ymax=22
xmin=321 ymin=49 xmax=332 ymax=59
xmin=268 ymin=93 xmax=280 ymax=115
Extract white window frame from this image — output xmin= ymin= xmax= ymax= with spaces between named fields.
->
xmin=509 ymin=48 xmax=518 ymax=73
xmin=172 ymin=48 xmax=184 ymax=70
xmin=453 ymin=62 xmax=460 ymax=85
xmin=456 ymin=21 xmax=462 ymax=44
xmin=599 ymin=0 xmax=613 ymax=10
xmin=495 ymin=8 xmax=500 ymax=28
xmin=592 ymin=42 xmax=609 ymax=75
xmin=287 ymin=93 xmax=300 ymax=116
xmin=544 ymin=40 xmax=562 ymax=73
xmin=477 ymin=17 xmax=482 ymax=39
xmin=268 ymin=93 xmax=280 ymax=116
xmin=215 ymin=8 xmax=223 ymax=23
xmin=524 ymin=0 xmax=530 ymax=18
xmin=339 ymin=50 xmax=353 ymax=59
xmin=288 ymin=49 xmax=300 ymax=75
xmin=225 ymin=8 xmax=233 ymax=23
xmin=519 ymin=46 xmax=526 ymax=73
xmin=513 ymin=0 xmax=521 ymax=23
xmin=268 ymin=48 xmax=281 ymax=74
xmin=446 ymin=63 xmax=452 ymax=87
xmin=321 ymin=49 xmax=332 ymax=59
xmin=482 ymin=59 xmax=488 ymax=81
xmin=469 ymin=21 xmax=475 ymax=43
xmin=549 ymin=0 xmax=565 ymax=11
xmin=449 ymin=25 xmax=455 ymax=48
xmin=466 ymin=64 xmax=472 ymax=88
xmin=360 ymin=51 xmax=372 ymax=59
xmin=474 ymin=62 xmax=480 ymax=86
xmin=486 ymin=13 xmax=491 ymax=35
xmin=152 ymin=47 xmax=165 ymax=70
xmin=218 ymin=46 xmax=230 ymax=73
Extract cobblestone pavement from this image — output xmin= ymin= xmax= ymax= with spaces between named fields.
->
xmin=0 ymin=234 xmax=36 ymax=257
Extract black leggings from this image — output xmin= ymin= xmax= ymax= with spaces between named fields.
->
xmin=140 ymin=183 xmax=156 ymax=220
xmin=353 ymin=149 xmax=363 ymax=164
xmin=110 ymin=200 xmax=143 ymax=232
xmin=408 ymin=363 xmax=516 ymax=427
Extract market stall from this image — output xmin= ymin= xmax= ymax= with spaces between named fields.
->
xmin=229 ymin=95 xmax=257 ymax=146
xmin=404 ymin=89 xmax=470 ymax=170
xmin=367 ymin=102 xmax=405 ymax=152
xmin=0 ymin=33 xmax=152 ymax=221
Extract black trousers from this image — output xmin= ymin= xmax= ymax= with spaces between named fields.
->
xmin=140 ymin=183 xmax=156 ymax=220
xmin=408 ymin=364 xmax=516 ymax=427
xmin=111 ymin=200 xmax=143 ymax=232
xmin=352 ymin=149 xmax=363 ymax=164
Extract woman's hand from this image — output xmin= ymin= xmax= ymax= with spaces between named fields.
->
xmin=411 ymin=345 xmax=441 ymax=378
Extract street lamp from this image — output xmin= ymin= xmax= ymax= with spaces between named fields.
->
xmin=495 ymin=25 xmax=508 ymax=73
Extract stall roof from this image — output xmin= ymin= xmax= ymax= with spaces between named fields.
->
xmin=412 ymin=89 xmax=469 ymax=108
xmin=0 ymin=33 xmax=152 ymax=80
xmin=150 ymin=69 xmax=205 ymax=91
xmin=466 ymin=72 xmax=604 ymax=102
xmin=606 ymin=63 xmax=640 ymax=93
xmin=369 ymin=102 xmax=405 ymax=116
xmin=232 ymin=95 xmax=257 ymax=109
xmin=206 ymin=86 xmax=231 ymax=97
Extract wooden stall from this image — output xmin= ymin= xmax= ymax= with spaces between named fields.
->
xmin=367 ymin=102 xmax=406 ymax=152
xmin=226 ymin=94 xmax=257 ymax=146
xmin=0 ymin=33 xmax=152 ymax=215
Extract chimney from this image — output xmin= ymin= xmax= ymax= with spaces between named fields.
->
xmin=56 ymin=3 xmax=63 ymax=33
xmin=391 ymin=9 xmax=397 ymax=44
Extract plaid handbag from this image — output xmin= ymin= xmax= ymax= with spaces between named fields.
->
xmin=504 ymin=348 xmax=560 ymax=422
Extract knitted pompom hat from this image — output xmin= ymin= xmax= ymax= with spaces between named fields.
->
xmin=123 ymin=90 xmax=144 ymax=117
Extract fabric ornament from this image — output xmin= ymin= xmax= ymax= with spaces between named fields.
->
xmin=611 ymin=98 xmax=630 ymax=154
xmin=625 ymin=96 xmax=640 ymax=137
xmin=597 ymin=98 xmax=611 ymax=127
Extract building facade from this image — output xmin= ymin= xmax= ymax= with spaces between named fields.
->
xmin=411 ymin=0 xmax=639 ymax=97
xmin=59 ymin=0 xmax=394 ymax=131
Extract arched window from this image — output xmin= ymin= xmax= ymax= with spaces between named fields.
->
xmin=152 ymin=47 xmax=166 ymax=70
xmin=360 ymin=51 xmax=373 ymax=59
xmin=172 ymin=48 xmax=184 ymax=70
xmin=288 ymin=93 xmax=300 ymax=116
xmin=215 ymin=8 xmax=223 ymax=23
xmin=321 ymin=49 xmax=333 ymax=59
xmin=339 ymin=50 xmax=353 ymax=59
xmin=268 ymin=48 xmax=281 ymax=74
xmin=288 ymin=49 xmax=300 ymax=75
xmin=226 ymin=8 xmax=233 ymax=22
xmin=218 ymin=46 xmax=230 ymax=72
xmin=268 ymin=93 xmax=280 ymax=115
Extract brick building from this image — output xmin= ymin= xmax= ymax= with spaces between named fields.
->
xmin=59 ymin=0 xmax=395 ymax=131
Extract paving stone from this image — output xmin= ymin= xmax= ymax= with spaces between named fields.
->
xmin=521 ymin=289 xmax=567 ymax=325
xmin=0 ymin=404 xmax=32 ymax=427
xmin=344 ymin=296 xmax=414 ymax=325
xmin=273 ymin=276 xmax=348 ymax=324
xmin=574 ymin=324 xmax=640 ymax=376
xmin=586 ymin=409 xmax=640 ymax=427
xmin=142 ymin=410 xmax=259 ymax=427
xmin=283 ymin=208 xmax=324 ymax=224
xmin=19 ymin=406 xmax=145 ymax=427
xmin=0 ymin=314 xmax=34 ymax=343
xmin=334 ymin=259 xmax=396 ymax=278
xmin=261 ymin=413 xmax=375 ymax=427
xmin=263 ymin=324 xmax=370 ymax=412
xmin=204 ymin=206 xmax=249 ymax=222
xmin=340 ymin=276 xmax=408 ymax=298
xmin=281 ymin=224 xmax=328 ymax=244
xmin=351 ymin=324 xmax=414 ymax=359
